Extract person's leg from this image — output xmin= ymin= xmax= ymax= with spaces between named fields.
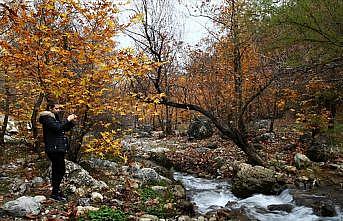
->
xmin=47 ymin=152 xmax=66 ymax=198
xmin=54 ymin=152 xmax=66 ymax=196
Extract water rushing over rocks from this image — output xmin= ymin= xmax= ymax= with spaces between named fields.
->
xmin=174 ymin=172 xmax=342 ymax=221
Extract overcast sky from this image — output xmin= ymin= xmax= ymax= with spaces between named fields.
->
xmin=116 ymin=0 xmax=220 ymax=48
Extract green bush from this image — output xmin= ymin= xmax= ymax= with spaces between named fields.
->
xmin=81 ymin=207 xmax=127 ymax=221
xmin=138 ymin=187 xmax=175 ymax=218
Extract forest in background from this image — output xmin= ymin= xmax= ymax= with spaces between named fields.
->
xmin=0 ymin=0 xmax=342 ymax=220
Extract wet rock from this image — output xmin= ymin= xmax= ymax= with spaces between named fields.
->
xmin=3 ymin=196 xmax=45 ymax=217
xmin=267 ymin=204 xmax=294 ymax=213
xmin=294 ymin=153 xmax=311 ymax=169
xmin=178 ymin=200 xmax=195 ymax=216
xmin=187 ymin=117 xmax=213 ymax=140
xmin=292 ymin=191 xmax=337 ymax=217
xmin=232 ymin=163 xmax=286 ymax=198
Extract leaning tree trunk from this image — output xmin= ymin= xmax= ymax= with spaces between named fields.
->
xmin=161 ymin=99 xmax=265 ymax=166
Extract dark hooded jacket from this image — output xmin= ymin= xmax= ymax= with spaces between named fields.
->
xmin=38 ymin=111 xmax=74 ymax=153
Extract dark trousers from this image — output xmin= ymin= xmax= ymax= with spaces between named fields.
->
xmin=46 ymin=152 xmax=65 ymax=195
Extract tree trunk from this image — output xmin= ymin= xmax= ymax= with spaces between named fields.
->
xmin=160 ymin=99 xmax=265 ymax=166
xmin=31 ymin=93 xmax=44 ymax=153
xmin=0 ymin=86 xmax=10 ymax=147
xmin=68 ymin=133 xmax=84 ymax=162
xmin=67 ymin=107 xmax=89 ymax=162
xmin=165 ymin=104 xmax=172 ymax=135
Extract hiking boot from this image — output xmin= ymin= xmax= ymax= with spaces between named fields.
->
xmin=50 ymin=194 xmax=67 ymax=202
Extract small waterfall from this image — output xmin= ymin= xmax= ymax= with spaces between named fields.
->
xmin=174 ymin=172 xmax=342 ymax=221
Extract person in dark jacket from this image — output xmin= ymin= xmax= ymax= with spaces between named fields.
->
xmin=39 ymin=102 xmax=77 ymax=201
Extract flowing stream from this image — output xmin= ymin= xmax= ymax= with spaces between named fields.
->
xmin=173 ymin=172 xmax=342 ymax=221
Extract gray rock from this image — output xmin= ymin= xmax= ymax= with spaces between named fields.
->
xmin=76 ymin=206 xmax=99 ymax=216
xmin=151 ymin=186 xmax=168 ymax=195
xmin=0 ymin=115 xmax=19 ymax=134
xmin=10 ymin=178 xmax=31 ymax=195
xmin=139 ymin=214 xmax=159 ymax=221
xmin=232 ymin=163 xmax=286 ymax=198
xmin=91 ymin=192 xmax=103 ymax=203
xmin=31 ymin=177 xmax=44 ymax=186
xmin=196 ymin=147 xmax=210 ymax=153
xmin=3 ymin=196 xmax=45 ymax=217
xmin=267 ymin=204 xmax=294 ymax=213
xmin=57 ymin=160 xmax=108 ymax=191
xmin=78 ymin=198 xmax=91 ymax=206
xmin=178 ymin=215 xmax=191 ymax=221
xmin=294 ymin=153 xmax=312 ymax=169
xmin=173 ymin=185 xmax=186 ymax=199
xmin=254 ymin=132 xmax=275 ymax=142
xmin=135 ymin=168 xmax=161 ymax=184
xmin=86 ymin=158 xmax=118 ymax=171
xmin=253 ymin=119 xmax=271 ymax=129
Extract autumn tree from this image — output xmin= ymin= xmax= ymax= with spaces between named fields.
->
xmin=124 ymin=0 xmax=185 ymax=135
xmin=124 ymin=0 xmax=282 ymax=165
xmin=0 ymin=0 xmax=153 ymax=161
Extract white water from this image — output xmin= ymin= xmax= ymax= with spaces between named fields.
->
xmin=174 ymin=172 xmax=342 ymax=221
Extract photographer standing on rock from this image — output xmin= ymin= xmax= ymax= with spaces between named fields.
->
xmin=39 ymin=101 xmax=77 ymax=201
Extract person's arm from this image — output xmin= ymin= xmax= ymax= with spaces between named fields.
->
xmin=44 ymin=116 xmax=75 ymax=132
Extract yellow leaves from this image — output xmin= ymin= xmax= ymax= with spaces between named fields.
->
xmin=129 ymin=13 xmax=144 ymax=24
xmin=277 ymin=100 xmax=285 ymax=110
xmin=84 ymin=130 xmax=126 ymax=162
xmin=50 ymin=47 xmax=60 ymax=53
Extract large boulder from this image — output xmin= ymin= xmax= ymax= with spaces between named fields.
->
xmin=48 ymin=160 xmax=108 ymax=191
xmin=134 ymin=168 xmax=161 ymax=184
xmin=3 ymin=196 xmax=45 ymax=217
xmin=187 ymin=117 xmax=213 ymax=140
xmin=231 ymin=163 xmax=286 ymax=198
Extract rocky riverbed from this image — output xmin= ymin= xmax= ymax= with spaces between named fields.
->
xmin=0 ymin=131 xmax=342 ymax=220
